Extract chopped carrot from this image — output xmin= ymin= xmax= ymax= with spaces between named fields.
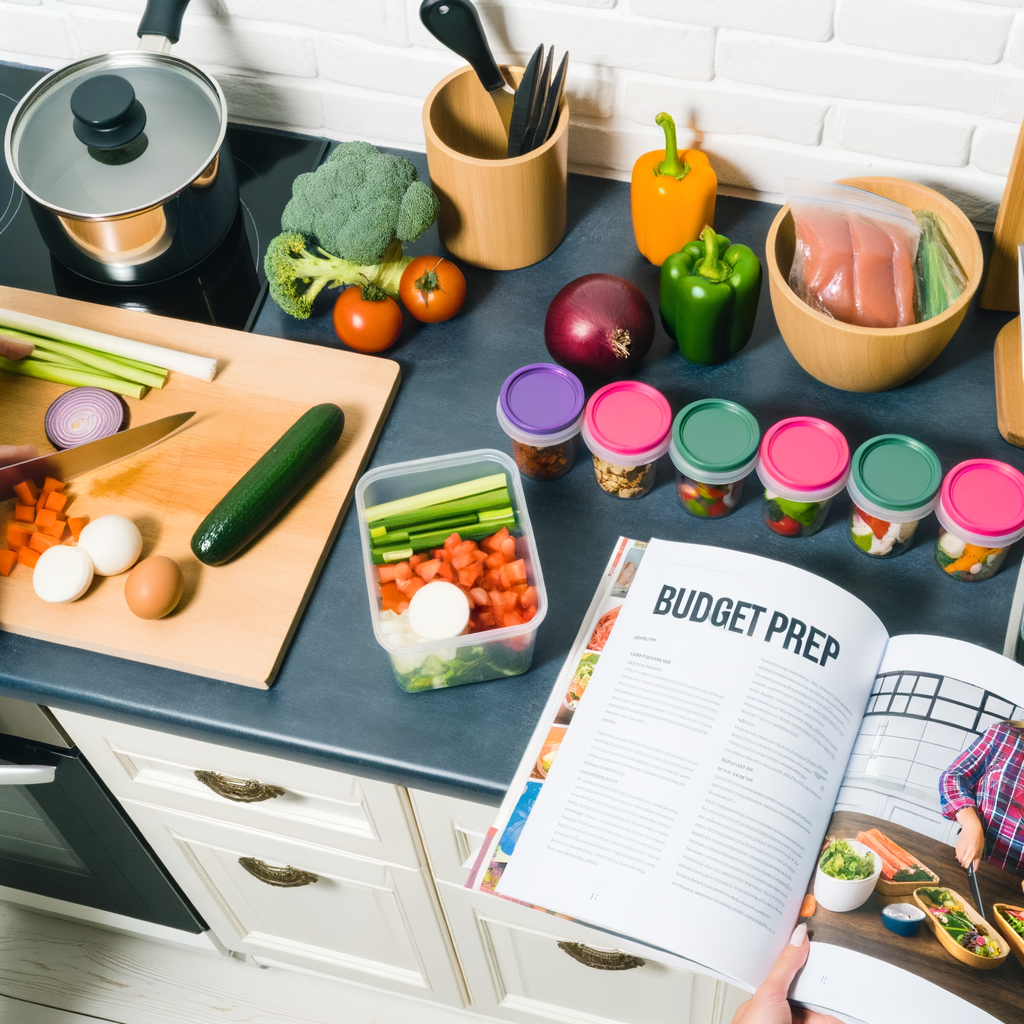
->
xmin=29 ymin=533 xmax=58 ymax=554
xmin=436 ymin=560 xmax=455 ymax=582
xmin=44 ymin=491 xmax=68 ymax=513
xmin=396 ymin=575 xmax=425 ymax=598
xmin=520 ymin=586 xmax=538 ymax=608
xmin=17 ymin=547 xmax=40 ymax=568
xmin=12 ymin=480 xmax=38 ymax=505
xmin=378 ymin=564 xmax=399 ymax=583
xmin=0 ymin=550 xmax=16 ymax=576
xmin=415 ymin=558 xmax=442 ymax=582
xmin=458 ymin=562 xmax=483 ymax=588
xmin=485 ymin=550 xmax=506 ymax=569
xmin=42 ymin=477 xmax=65 ymax=494
xmin=499 ymin=537 xmax=516 ymax=560
xmin=6 ymin=524 xmax=32 ymax=549
xmin=35 ymin=507 xmax=57 ymax=530
xmin=480 ymin=526 xmax=509 ymax=553
xmin=443 ymin=532 xmax=461 ymax=554
xmin=67 ymin=517 xmax=87 ymax=542
xmin=394 ymin=561 xmax=413 ymax=580
xmin=409 ymin=554 xmax=422 ymax=568
xmin=14 ymin=504 xmax=35 ymax=523
xmin=470 ymin=587 xmax=489 ymax=606
xmin=503 ymin=610 xmax=524 ymax=627
xmin=380 ymin=581 xmax=409 ymax=613
xmin=35 ymin=492 xmax=47 ymax=509
xmin=44 ymin=520 xmax=67 ymax=541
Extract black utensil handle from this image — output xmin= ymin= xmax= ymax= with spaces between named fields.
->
xmin=420 ymin=0 xmax=505 ymax=93
xmin=137 ymin=0 xmax=192 ymax=44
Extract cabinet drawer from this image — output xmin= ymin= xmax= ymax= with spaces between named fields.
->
xmin=437 ymin=882 xmax=748 ymax=1024
xmin=52 ymin=710 xmax=421 ymax=867
xmin=120 ymin=800 xmax=465 ymax=1006
xmin=409 ymin=788 xmax=497 ymax=886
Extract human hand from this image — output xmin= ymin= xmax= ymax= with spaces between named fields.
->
xmin=0 ymin=335 xmax=34 ymax=361
xmin=955 ymin=807 xmax=985 ymax=870
xmin=0 ymin=444 xmax=36 ymax=467
xmin=732 ymin=925 xmax=844 ymax=1024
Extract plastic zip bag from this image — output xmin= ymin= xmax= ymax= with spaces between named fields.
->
xmin=914 ymin=210 xmax=966 ymax=321
xmin=786 ymin=180 xmax=921 ymax=329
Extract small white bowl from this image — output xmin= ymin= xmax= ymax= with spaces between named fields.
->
xmin=813 ymin=839 xmax=883 ymax=913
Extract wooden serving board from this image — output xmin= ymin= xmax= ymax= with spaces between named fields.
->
xmin=0 ymin=287 xmax=400 ymax=687
xmin=993 ymin=315 xmax=1024 ymax=447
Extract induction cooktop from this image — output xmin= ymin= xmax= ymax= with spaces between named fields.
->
xmin=0 ymin=61 xmax=327 ymax=331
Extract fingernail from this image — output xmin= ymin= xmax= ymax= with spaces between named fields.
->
xmin=790 ymin=923 xmax=807 ymax=947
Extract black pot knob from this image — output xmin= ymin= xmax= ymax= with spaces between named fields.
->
xmin=71 ymin=74 xmax=147 ymax=150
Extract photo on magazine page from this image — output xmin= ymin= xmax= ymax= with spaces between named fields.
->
xmin=805 ymin=648 xmax=1024 ymax=1024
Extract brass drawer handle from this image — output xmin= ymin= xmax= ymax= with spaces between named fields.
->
xmin=194 ymin=770 xmax=285 ymax=803
xmin=238 ymin=857 xmax=318 ymax=887
xmin=557 ymin=942 xmax=646 ymax=971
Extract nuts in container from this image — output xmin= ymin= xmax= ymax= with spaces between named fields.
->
xmin=582 ymin=382 xmax=672 ymax=499
xmin=496 ymin=364 xmax=585 ymax=482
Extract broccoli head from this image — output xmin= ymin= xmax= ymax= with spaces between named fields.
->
xmin=281 ymin=140 xmax=439 ymax=265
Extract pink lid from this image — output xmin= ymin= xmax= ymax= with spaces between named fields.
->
xmin=940 ymin=459 xmax=1024 ymax=537
xmin=759 ymin=417 xmax=850 ymax=494
xmin=584 ymin=382 xmax=672 ymax=460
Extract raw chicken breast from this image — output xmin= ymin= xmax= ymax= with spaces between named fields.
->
xmin=790 ymin=204 xmax=858 ymax=324
xmin=849 ymin=213 xmax=899 ymax=328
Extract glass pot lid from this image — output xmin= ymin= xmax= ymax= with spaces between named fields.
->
xmin=5 ymin=51 xmax=226 ymax=219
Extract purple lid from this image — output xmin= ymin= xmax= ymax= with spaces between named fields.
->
xmin=499 ymin=364 xmax=585 ymax=436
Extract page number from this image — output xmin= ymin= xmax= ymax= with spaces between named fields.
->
xmin=590 ymin=892 xmax=598 ymax=900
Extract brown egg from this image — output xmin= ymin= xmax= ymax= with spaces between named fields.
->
xmin=124 ymin=555 xmax=184 ymax=619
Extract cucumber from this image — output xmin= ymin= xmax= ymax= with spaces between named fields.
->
xmin=191 ymin=403 xmax=345 ymax=566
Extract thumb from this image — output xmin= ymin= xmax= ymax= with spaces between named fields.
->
xmin=756 ymin=924 xmax=811 ymax=1002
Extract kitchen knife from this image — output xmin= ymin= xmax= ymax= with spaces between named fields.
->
xmin=517 ymin=45 xmax=552 ymax=158
xmin=506 ymin=44 xmax=543 ymax=159
xmin=967 ymin=863 xmax=986 ymax=920
xmin=0 ymin=411 xmax=195 ymax=501
xmin=525 ymin=50 xmax=567 ymax=154
xmin=420 ymin=0 xmax=515 ymax=137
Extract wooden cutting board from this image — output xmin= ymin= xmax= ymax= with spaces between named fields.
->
xmin=0 ymin=286 xmax=400 ymax=687
xmin=994 ymin=315 xmax=1024 ymax=447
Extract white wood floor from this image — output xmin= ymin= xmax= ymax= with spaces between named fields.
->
xmin=0 ymin=904 xmax=486 ymax=1024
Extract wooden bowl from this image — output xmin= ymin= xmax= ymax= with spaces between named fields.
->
xmin=913 ymin=887 xmax=1009 ymax=969
xmin=874 ymin=858 xmax=940 ymax=902
xmin=993 ymin=904 xmax=1024 ymax=970
xmin=765 ymin=177 xmax=984 ymax=392
xmin=423 ymin=65 xmax=568 ymax=271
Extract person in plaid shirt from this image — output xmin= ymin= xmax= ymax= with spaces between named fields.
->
xmin=939 ymin=720 xmax=1024 ymax=875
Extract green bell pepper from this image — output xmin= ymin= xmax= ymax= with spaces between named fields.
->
xmin=660 ymin=226 xmax=762 ymax=365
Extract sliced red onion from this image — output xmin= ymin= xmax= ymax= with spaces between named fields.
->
xmin=44 ymin=387 xmax=127 ymax=450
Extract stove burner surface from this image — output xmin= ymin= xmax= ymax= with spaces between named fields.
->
xmin=0 ymin=62 xmax=326 ymax=331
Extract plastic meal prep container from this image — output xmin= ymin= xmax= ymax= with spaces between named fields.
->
xmin=355 ymin=449 xmax=548 ymax=692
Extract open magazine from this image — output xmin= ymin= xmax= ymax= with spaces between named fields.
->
xmin=467 ymin=539 xmax=1024 ymax=1024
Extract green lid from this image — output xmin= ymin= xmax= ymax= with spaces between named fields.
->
xmin=670 ymin=399 xmax=760 ymax=480
xmin=850 ymin=434 xmax=942 ymax=513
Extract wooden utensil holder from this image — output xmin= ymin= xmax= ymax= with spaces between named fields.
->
xmin=423 ymin=65 xmax=568 ymax=271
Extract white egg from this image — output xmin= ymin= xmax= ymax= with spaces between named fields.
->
xmin=33 ymin=545 xmax=94 ymax=603
xmin=408 ymin=581 xmax=470 ymax=640
xmin=77 ymin=515 xmax=143 ymax=576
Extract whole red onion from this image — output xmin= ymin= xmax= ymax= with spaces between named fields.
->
xmin=544 ymin=274 xmax=654 ymax=383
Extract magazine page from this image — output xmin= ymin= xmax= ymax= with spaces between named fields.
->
xmin=792 ymin=634 xmax=1024 ymax=1024
xmin=484 ymin=538 xmax=890 ymax=990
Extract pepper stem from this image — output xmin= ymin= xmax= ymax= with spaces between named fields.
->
xmin=654 ymin=112 xmax=689 ymax=181
xmin=695 ymin=226 xmax=732 ymax=283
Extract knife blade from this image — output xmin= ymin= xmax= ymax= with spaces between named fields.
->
xmin=420 ymin=0 xmax=515 ymax=136
xmin=525 ymin=50 xmax=567 ymax=154
xmin=967 ymin=863 xmax=986 ymax=920
xmin=506 ymin=44 xmax=543 ymax=159
xmin=518 ymin=45 xmax=552 ymax=159
xmin=0 ymin=411 xmax=195 ymax=501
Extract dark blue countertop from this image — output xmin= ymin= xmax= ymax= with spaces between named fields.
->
xmin=1 ymin=148 xmax=1021 ymax=805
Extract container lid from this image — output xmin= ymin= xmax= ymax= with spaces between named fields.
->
xmin=5 ymin=52 xmax=225 ymax=218
xmin=669 ymin=399 xmax=760 ymax=483
xmin=583 ymin=382 xmax=673 ymax=463
xmin=498 ymin=364 xmax=585 ymax=437
xmin=757 ymin=416 xmax=850 ymax=501
xmin=937 ymin=459 xmax=1024 ymax=542
xmin=849 ymin=434 xmax=942 ymax=516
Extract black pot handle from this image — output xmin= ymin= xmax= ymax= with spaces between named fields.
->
xmin=137 ymin=0 xmax=192 ymax=45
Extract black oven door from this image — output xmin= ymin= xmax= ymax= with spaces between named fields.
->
xmin=0 ymin=733 xmax=204 ymax=932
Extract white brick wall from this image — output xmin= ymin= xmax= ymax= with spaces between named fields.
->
xmin=2 ymin=0 xmax=1022 ymax=223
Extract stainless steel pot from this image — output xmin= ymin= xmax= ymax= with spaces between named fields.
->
xmin=3 ymin=0 xmax=238 ymax=285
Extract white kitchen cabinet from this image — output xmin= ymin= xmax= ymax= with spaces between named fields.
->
xmin=119 ymin=799 xmax=465 ymax=1006
xmin=52 ymin=709 xmax=422 ymax=867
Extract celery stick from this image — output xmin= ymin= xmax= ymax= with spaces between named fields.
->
xmin=0 ymin=355 xmax=148 ymax=399
xmin=371 ymin=488 xmax=511 ymax=531
xmin=370 ymin=516 xmax=517 ymax=564
xmin=366 ymin=479 xmax=509 ymax=526
xmin=31 ymin=337 xmax=166 ymax=388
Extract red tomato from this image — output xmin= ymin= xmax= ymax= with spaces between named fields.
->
xmin=768 ymin=514 xmax=803 ymax=537
xmin=399 ymin=256 xmax=466 ymax=323
xmin=333 ymin=287 xmax=402 ymax=352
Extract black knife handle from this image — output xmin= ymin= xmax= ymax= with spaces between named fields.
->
xmin=420 ymin=0 xmax=505 ymax=93
xmin=137 ymin=0 xmax=192 ymax=43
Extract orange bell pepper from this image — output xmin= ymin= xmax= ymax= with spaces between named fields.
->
xmin=630 ymin=112 xmax=717 ymax=267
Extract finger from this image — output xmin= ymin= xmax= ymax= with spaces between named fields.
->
xmin=756 ymin=924 xmax=811 ymax=1002
xmin=793 ymin=1009 xmax=845 ymax=1024
xmin=0 ymin=335 xmax=33 ymax=361
xmin=0 ymin=444 xmax=37 ymax=467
